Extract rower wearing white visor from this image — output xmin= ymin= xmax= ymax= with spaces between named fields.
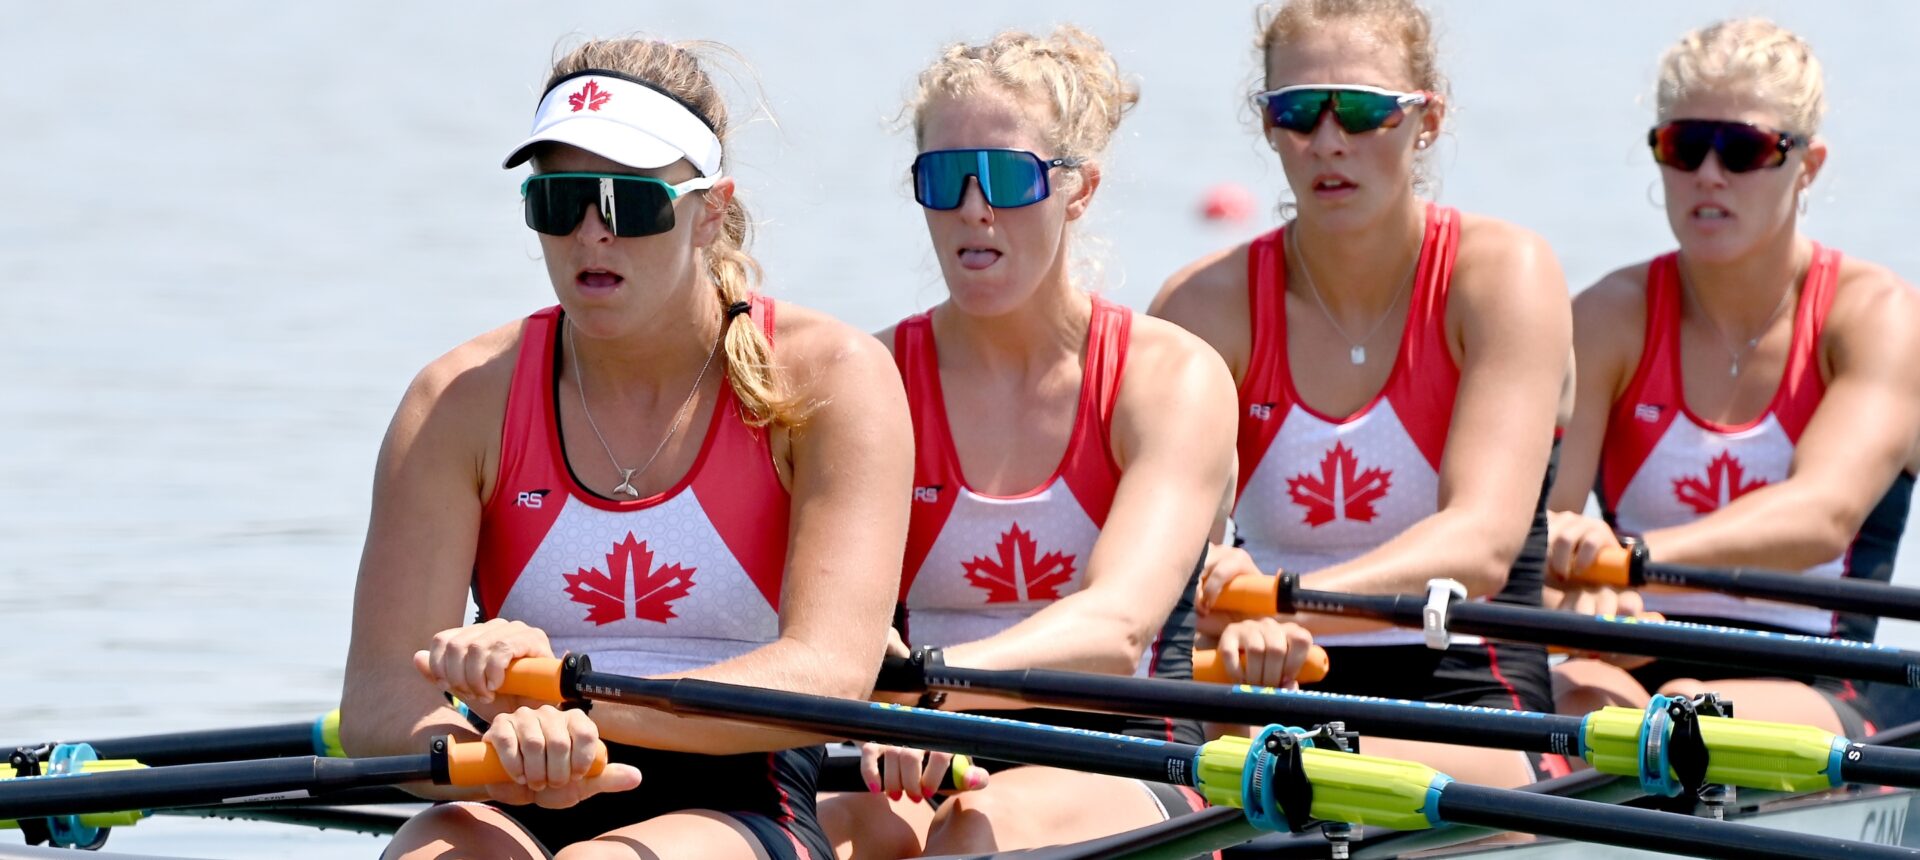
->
xmin=341 ymin=38 xmax=913 ymax=860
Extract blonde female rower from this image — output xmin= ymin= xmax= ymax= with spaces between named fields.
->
xmin=1548 ymin=19 xmax=1920 ymax=737
xmin=820 ymin=26 xmax=1314 ymax=858
xmin=341 ymin=38 xmax=913 ymax=859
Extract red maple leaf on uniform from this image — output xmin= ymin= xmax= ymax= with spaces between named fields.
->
xmin=1672 ymin=450 xmax=1768 ymax=514
xmin=1286 ymin=442 xmax=1392 ymax=527
xmin=562 ymin=532 xmax=695 ymax=625
xmin=962 ymin=524 xmax=1077 ymax=604
xmin=568 ymin=80 xmax=611 ymax=112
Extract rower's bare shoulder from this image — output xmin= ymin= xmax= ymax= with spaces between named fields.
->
xmin=871 ymin=322 xmax=902 ymax=360
xmin=1831 ymin=256 xmax=1920 ymax=316
xmin=1573 ymin=264 xmax=1652 ymax=334
xmin=400 ymin=321 xmax=522 ymax=430
xmin=1151 ymin=243 xmax=1249 ymax=322
xmin=1123 ymin=313 xmax=1236 ymax=394
xmin=1827 ymin=256 xmax=1920 ymax=351
xmin=1454 ymin=214 xmax=1565 ymax=298
xmin=768 ymin=300 xmax=900 ymax=396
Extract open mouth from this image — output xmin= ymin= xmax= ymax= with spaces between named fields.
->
xmin=1312 ymin=174 xmax=1357 ymax=193
xmin=1691 ymin=204 xmax=1733 ymax=221
xmin=577 ymin=268 xmax=625 ymax=289
xmin=958 ymin=248 xmax=1003 ymax=271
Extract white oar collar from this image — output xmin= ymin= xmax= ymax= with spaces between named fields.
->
xmin=501 ymin=69 xmax=724 ymax=178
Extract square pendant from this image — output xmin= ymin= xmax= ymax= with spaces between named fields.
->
xmin=1350 ymin=345 xmax=1367 ymax=365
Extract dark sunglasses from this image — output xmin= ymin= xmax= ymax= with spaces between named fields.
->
xmin=1648 ymin=120 xmax=1802 ymax=174
xmin=521 ymin=172 xmax=716 ymax=238
xmin=910 ymin=148 xmax=1080 ymax=211
xmin=1252 ymin=85 xmax=1429 ymax=134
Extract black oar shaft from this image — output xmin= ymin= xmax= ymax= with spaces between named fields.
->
xmin=1646 ymin=564 xmax=1920 ymax=623
xmin=48 ymin=721 xmax=318 ymax=767
xmin=1840 ymin=742 xmax=1920 ymax=789
xmin=0 ymin=755 xmax=428 ymax=820
xmin=1289 ymin=587 xmax=1920 ymax=687
xmin=1435 ymin=782 xmax=1915 ymax=860
xmin=927 ymin=664 xmax=1584 ymax=757
xmin=581 ymin=671 xmax=1195 ymax=785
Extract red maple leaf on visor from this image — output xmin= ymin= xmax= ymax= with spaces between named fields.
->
xmin=562 ymin=532 xmax=695 ymax=625
xmin=1286 ymin=442 xmax=1392 ymax=527
xmin=962 ymin=524 xmax=1077 ymax=604
xmin=568 ymin=80 xmax=611 ymax=112
xmin=1672 ymin=450 xmax=1768 ymax=514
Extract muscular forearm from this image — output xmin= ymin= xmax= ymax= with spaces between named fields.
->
xmin=1302 ymin=509 xmax=1519 ymax=598
xmin=589 ymin=637 xmax=877 ymax=753
xmin=1644 ymin=482 xmax=1860 ymax=571
xmin=930 ymin=591 xmax=1159 ymax=711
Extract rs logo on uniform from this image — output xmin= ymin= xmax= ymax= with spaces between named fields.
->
xmin=914 ymin=485 xmax=943 ymax=504
xmin=515 ymin=489 xmax=552 ymax=508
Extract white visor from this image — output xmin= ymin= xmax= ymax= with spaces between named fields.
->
xmin=501 ymin=72 xmax=724 ymax=177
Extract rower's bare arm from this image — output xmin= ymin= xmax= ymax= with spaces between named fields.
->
xmin=1306 ymin=220 xmax=1571 ymax=599
xmin=340 ymin=330 xmax=513 ymax=796
xmin=1549 ymin=269 xmax=1648 ymax=513
xmin=1546 ymin=269 xmax=1651 ymax=582
xmin=587 ymin=309 xmax=914 ymax=752
xmin=1150 ymin=243 xmax=1254 ymax=382
xmin=1644 ymin=266 xmax=1920 ymax=569
xmin=935 ymin=321 xmax=1238 ymax=707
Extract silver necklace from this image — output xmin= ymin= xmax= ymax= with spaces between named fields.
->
xmin=567 ymin=317 xmax=725 ymax=498
xmin=1288 ymin=224 xmax=1418 ymax=366
xmin=1679 ymin=270 xmax=1796 ymax=378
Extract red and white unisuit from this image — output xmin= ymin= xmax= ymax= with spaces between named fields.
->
xmin=1599 ymin=246 xmax=1908 ymax=636
xmin=894 ymin=298 xmax=1188 ymax=679
xmin=1233 ymin=205 xmax=1549 ymax=646
xmin=471 ymin=300 xmax=789 ymax=678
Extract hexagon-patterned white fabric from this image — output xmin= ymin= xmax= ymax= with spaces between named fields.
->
xmin=473 ymin=301 xmax=790 ymax=677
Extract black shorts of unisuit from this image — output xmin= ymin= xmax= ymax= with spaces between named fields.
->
xmin=482 ymin=743 xmax=830 ymax=859
xmin=1313 ymin=641 xmax=1566 ymax=780
xmin=1626 ymin=616 xmax=1881 ymax=740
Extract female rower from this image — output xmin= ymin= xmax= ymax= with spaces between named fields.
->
xmin=339 ymin=38 xmax=913 ymax=859
xmin=1151 ymin=0 xmax=1573 ymax=787
xmin=817 ymin=26 xmax=1296 ymax=858
xmin=1547 ymin=19 xmax=1920 ymax=736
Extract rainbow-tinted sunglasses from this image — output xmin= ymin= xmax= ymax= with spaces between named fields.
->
xmin=1648 ymin=120 xmax=1802 ymax=174
xmin=1252 ymin=84 xmax=1429 ymax=134
xmin=910 ymin=148 xmax=1082 ymax=210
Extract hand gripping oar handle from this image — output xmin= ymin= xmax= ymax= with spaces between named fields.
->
xmin=1213 ymin=571 xmax=1299 ymax=615
xmin=498 ymin=657 xmax=575 ymax=703
xmin=1581 ymin=544 xmax=1643 ymax=588
xmin=1573 ymin=545 xmax=1920 ymax=623
xmin=435 ymin=737 xmax=608 ymax=786
xmin=1190 ymin=647 xmax=1331 ymax=685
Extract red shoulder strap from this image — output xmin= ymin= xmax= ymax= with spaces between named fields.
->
xmin=1085 ymin=296 xmax=1131 ymax=440
xmin=1597 ymin=256 xmax=1683 ymax=509
xmin=895 ymin=313 xmax=961 ymax=598
xmin=1236 ymin=228 xmax=1290 ymax=498
xmin=1058 ymin=296 xmax=1128 ymax=525
xmin=475 ymin=307 xmax=567 ymax=620
xmin=1774 ymin=244 xmax=1840 ymax=440
xmin=1386 ymin=203 xmax=1461 ymax=470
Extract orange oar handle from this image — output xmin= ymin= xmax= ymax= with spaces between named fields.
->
xmin=1566 ymin=545 xmax=1636 ymax=588
xmin=497 ymin=657 xmax=568 ymax=703
xmin=439 ymin=737 xmax=607 ymax=786
xmin=1213 ymin=574 xmax=1284 ymax=616
xmin=1191 ymin=645 xmax=1330 ymax=685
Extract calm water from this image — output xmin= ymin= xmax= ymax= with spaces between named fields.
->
xmin=6 ymin=1 xmax=1920 ymax=855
